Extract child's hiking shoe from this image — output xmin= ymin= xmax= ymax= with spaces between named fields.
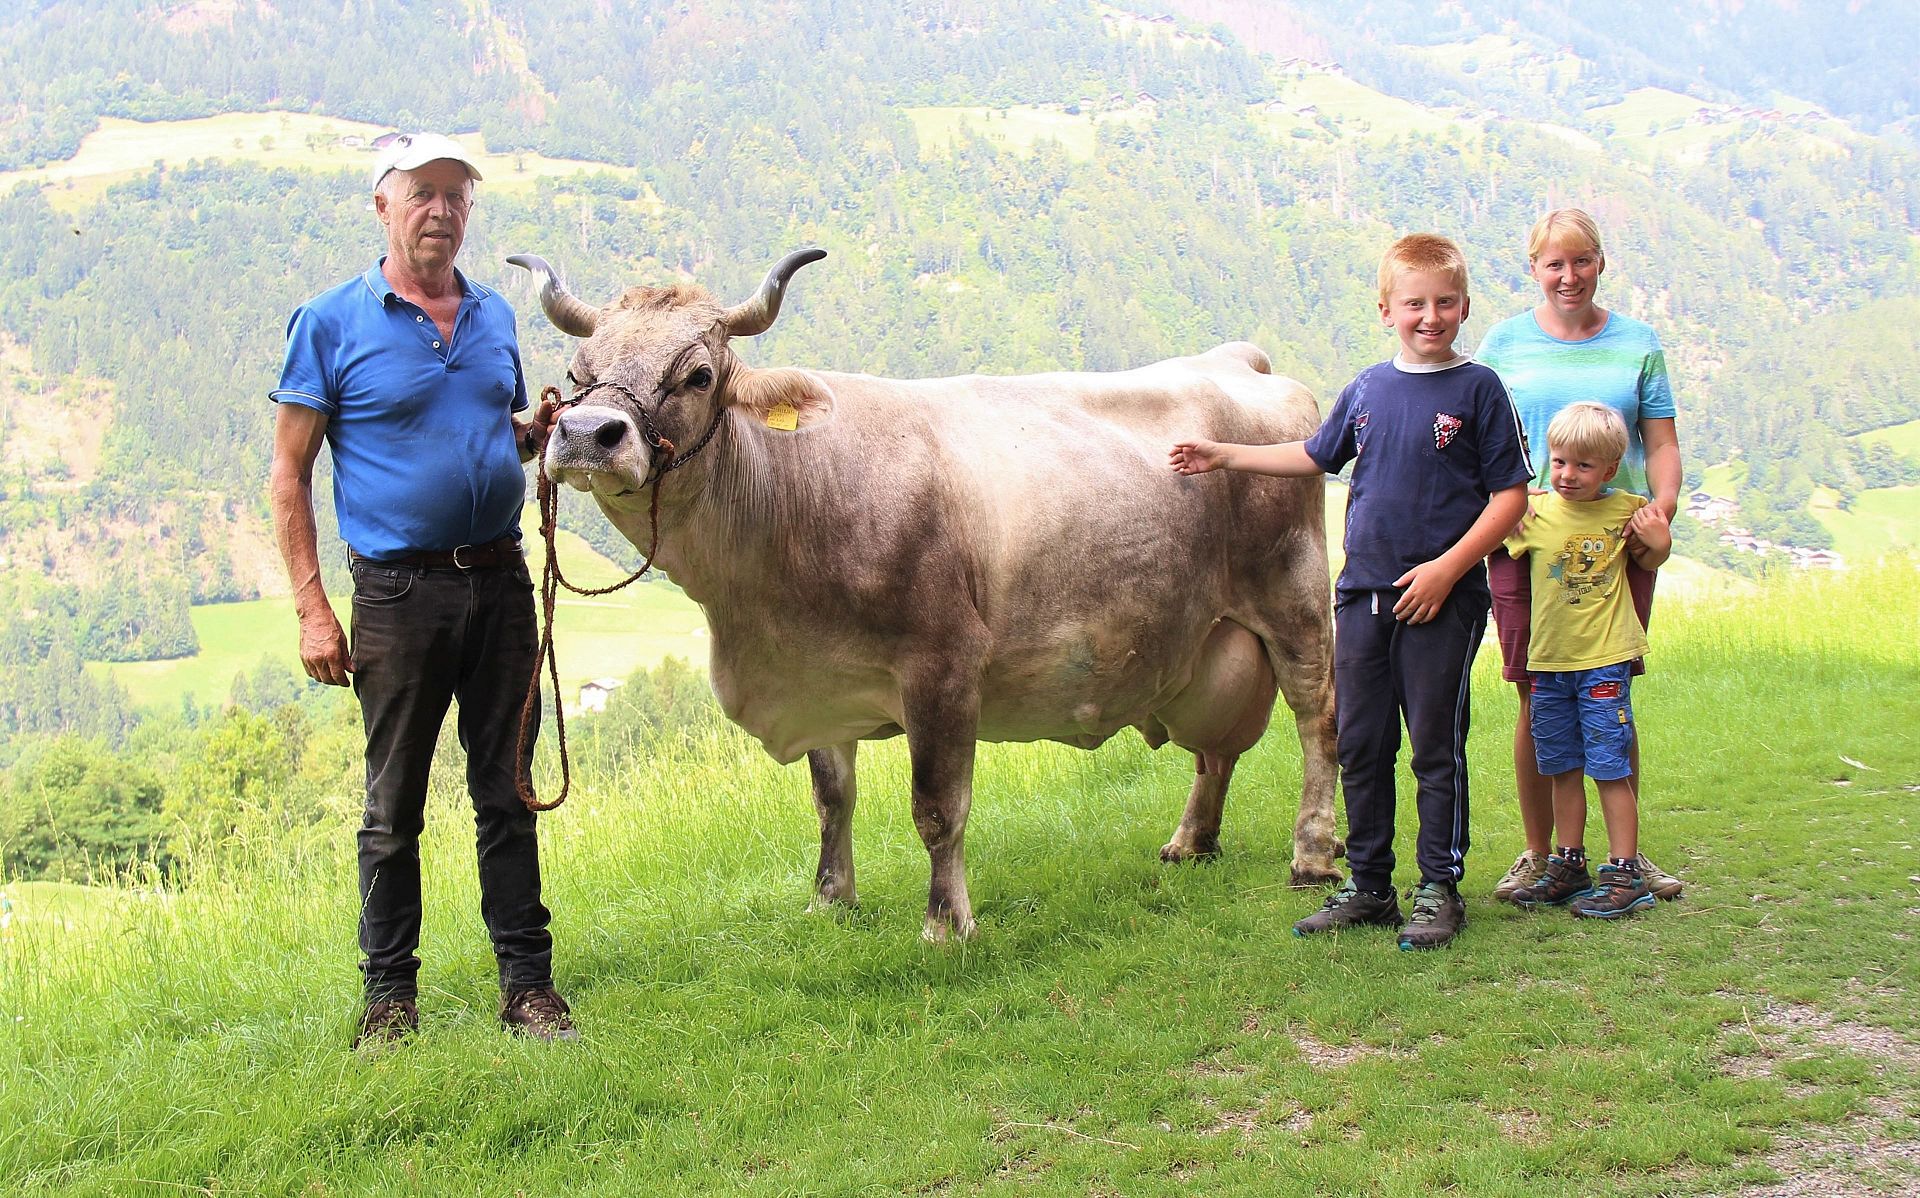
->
xmin=1635 ymin=853 xmax=1685 ymax=900
xmin=1293 ymin=882 xmax=1401 ymax=937
xmin=1571 ymin=863 xmax=1656 ymax=919
xmin=1398 ymin=881 xmax=1466 ymax=951
xmin=1492 ymin=849 xmax=1549 ymax=903
xmin=1510 ymin=853 xmax=1594 ymax=908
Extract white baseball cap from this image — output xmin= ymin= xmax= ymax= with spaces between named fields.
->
xmin=370 ymin=132 xmax=485 ymax=190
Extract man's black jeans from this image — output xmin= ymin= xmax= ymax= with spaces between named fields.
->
xmin=349 ymin=555 xmax=551 ymax=1002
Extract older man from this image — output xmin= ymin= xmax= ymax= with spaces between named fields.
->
xmin=269 ymin=132 xmax=570 ymax=1048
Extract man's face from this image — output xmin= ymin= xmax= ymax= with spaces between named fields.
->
xmin=374 ymin=160 xmax=473 ymax=278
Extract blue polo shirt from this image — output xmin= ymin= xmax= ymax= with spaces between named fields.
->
xmin=1305 ymin=356 xmax=1532 ymax=599
xmin=270 ymin=259 xmax=529 ymax=559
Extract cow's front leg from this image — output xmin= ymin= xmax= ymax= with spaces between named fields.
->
xmin=903 ymin=678 xmax=980 ymax=943
xmin=807 ymin=741 xmax=858 ymax=909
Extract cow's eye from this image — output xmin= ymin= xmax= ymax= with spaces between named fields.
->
xmin=685 ymin=366 xmax=713 ymax=390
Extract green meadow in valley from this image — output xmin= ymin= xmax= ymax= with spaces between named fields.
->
xmin=3 ymin=564 xmax=1915 ymax=1196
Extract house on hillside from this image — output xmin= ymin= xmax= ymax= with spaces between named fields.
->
xmin=579 ymin=677 xmax=626 ymax=714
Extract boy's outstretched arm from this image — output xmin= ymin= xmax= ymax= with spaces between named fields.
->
xmin=1626 ymin=503 xmax=1672 ymax=569
xmin=1168 ymin=438 xmax=1320 ymax=477
xmin=1392 ymin=483 xmax=1530 ymax=623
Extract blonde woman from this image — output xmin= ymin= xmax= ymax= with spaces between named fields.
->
xmin=1476 ymin=209 xmax=1684 ymax=904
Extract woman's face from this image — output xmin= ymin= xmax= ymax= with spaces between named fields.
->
xmin=1529 ymin=236 xmax=1605 ymax=318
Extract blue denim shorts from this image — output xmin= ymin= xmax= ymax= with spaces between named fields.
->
xmin=1529 ymin=662 xmax=1635 ymax=781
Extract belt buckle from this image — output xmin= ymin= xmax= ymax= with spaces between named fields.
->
xmin=451 ymin=543 xmax=477 ymax=571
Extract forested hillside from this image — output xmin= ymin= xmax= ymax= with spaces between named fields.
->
xmin=0 ymin=0 xmax=1915 ymax=773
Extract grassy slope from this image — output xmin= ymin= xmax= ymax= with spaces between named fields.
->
xmin=0 ymin=114 xmax=648 ymax=211
xmin=4 ymin=564 xmax=1915 ymax=1196
xmin=88 ymin=506 xmax=710 ymax=710
xmin=1857 ymin=417 xmax=1920 ymax=459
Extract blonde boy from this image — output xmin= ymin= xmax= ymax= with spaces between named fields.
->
xmin=1171 ymin=234 xmax=1530 ymax=950
xmin=1503 ymin=403 xmax=1672 ymax=918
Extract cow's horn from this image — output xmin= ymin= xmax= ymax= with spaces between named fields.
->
xmin=720 ymin=248 xmax=827 ymax=338
xmin=506 ymin=253 xmax=600 ymax=338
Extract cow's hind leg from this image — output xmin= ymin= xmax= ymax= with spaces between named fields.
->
xmin=1155 ymin=619 xmax=1275 ymax=863
xmin=903 ymin=674 xmax=981 ymax=943
xmin=1161 ymin=751 xmax=1237 ymax=861
xmin=1269 ymin=595 xmax=1342 ymax=888
xmin=807 ymin=742 xmax=858 ymax=909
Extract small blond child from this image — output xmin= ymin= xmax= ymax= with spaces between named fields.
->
xmin=1503 ymin=402 xmax=1671 ymax=918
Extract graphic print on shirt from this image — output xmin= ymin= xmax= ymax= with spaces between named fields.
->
xmin=1546 ymin=523 xmax=1628 ymax=606
xmin=1433 ymin=412 xmax=1462 ymax=450
xmin=1352 ymin=409 xmax=1370 ymax=455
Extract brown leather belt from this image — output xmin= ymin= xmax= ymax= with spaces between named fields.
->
xmin=353 ymin=536 xmax=525 ymax=570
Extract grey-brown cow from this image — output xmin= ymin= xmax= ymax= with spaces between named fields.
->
xmin=510 ymin=249 xmax=1339 ymax=941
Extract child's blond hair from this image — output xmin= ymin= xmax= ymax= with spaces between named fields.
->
xmin=1526 ymin=208 xmax=1604 ymax=264
xmin=1546 ymin=402 xmax=1628 ymax=465
xmin=1376 ymin=233 xmax=1469 ymax=304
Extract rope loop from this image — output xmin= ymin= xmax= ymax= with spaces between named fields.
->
xmin=515 ymin=383 xmax=720 ymax=811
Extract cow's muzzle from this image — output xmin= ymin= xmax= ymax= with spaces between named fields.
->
xmin=547 ymin=407 xmax=650 ymax=495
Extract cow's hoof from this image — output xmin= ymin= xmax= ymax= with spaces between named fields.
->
xmin=1159 ymin=838 xmax=1222 ymax=863
xmin=922 ymin=915 xmax=978 ymax=944
xmin=1289 ymin=864 xmax=1343 ymax=889
xmin=1333 ymin=838 xmax=1347 ymax=860
xmin=807 ymin=891 xmax=858 ymax=915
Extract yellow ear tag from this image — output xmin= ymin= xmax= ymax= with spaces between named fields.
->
xmin=765 ymin=402 xmax=800 ymax=431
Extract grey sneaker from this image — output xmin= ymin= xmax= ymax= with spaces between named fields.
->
xmin=1636 ymin=853 xmax=1684 ymax=900
xmin=1398 ymin=881 xmax=1466 ymax=951
xmin=500 ymin=986 xmax=578 ymax=1041
xmin=1510 ymin=854 xmax=1595 ymax=908
xmin=1293 ymin=882 xmax=1402 ymax=937
xmin=1492 ymin=850 xmax=1549 ymax=903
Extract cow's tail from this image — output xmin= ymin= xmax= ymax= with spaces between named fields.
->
xmin=1207 ymin=341 xmax=1271 ymax=375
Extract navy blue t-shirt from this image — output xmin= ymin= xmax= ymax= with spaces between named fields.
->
xmin=1304 ymin=357 xmax=1531 ymax=598
xmin=270 ymin=260 xmax=529 ymax=559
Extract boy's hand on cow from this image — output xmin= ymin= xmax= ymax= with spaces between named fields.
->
xmin=299 ymin=609 xmax=355 ymax=687
xmin=1392 ymin=558 xmax=1462 ymax=624
xmin=1168 ymin=440 xmax=1226 ymax=474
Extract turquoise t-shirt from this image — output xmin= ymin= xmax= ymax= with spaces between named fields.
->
xmin=1474 ymin=311 xmax=1677 ymax=499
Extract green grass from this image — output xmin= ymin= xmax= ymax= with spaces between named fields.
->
xmin=1856 ymin=417 xmax=1920 ymax=459
xmin=8 ymin=564 xmax=1917 ymax=1195
xmin=0 ymin=114 xmax=649 ymax=211
xmin=1813 ymin=484 xmax=1920 ymax=562
xmin=87 ymin=507 xmax=710 ymax=711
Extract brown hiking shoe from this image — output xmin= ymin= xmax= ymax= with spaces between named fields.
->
xmin=1510 ymin=854 xmax=1594 ymax=909
xmin=1292 ymin=882 xmax=1402 ymax=936
xmin=1398 ymin=881 xmax=1466 ymax=951
xmin=1492 ymin=849 xmax=1549 ymax=903
xmin=1636 ymin=853 xmax=1684 ymax=900
xmin=501 ymin=985 xmax=578 ymax=1041
xmin=353 ymin=997 xmax=418 ymax=1051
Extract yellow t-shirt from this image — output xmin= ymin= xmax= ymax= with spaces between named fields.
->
xmin=1504 ymin=490 xmax=1650 ymax=671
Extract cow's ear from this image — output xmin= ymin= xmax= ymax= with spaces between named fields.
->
xmin=729 ymin=367 xmax=835 ymax=431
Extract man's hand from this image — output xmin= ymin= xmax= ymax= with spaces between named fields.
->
xmin=1168 ymin=439 xmax=1228 ymax=475
xmin=299 ymin=608 xmax=354 ymax=687
xmin=1392 ymin=558 xmax=1464 ymax=624
xmin=517 ymin=393 xmax=559 ymax=462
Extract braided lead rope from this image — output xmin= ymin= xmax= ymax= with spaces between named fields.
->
xmin=513 ymin=384 xmax=724 ymax=811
